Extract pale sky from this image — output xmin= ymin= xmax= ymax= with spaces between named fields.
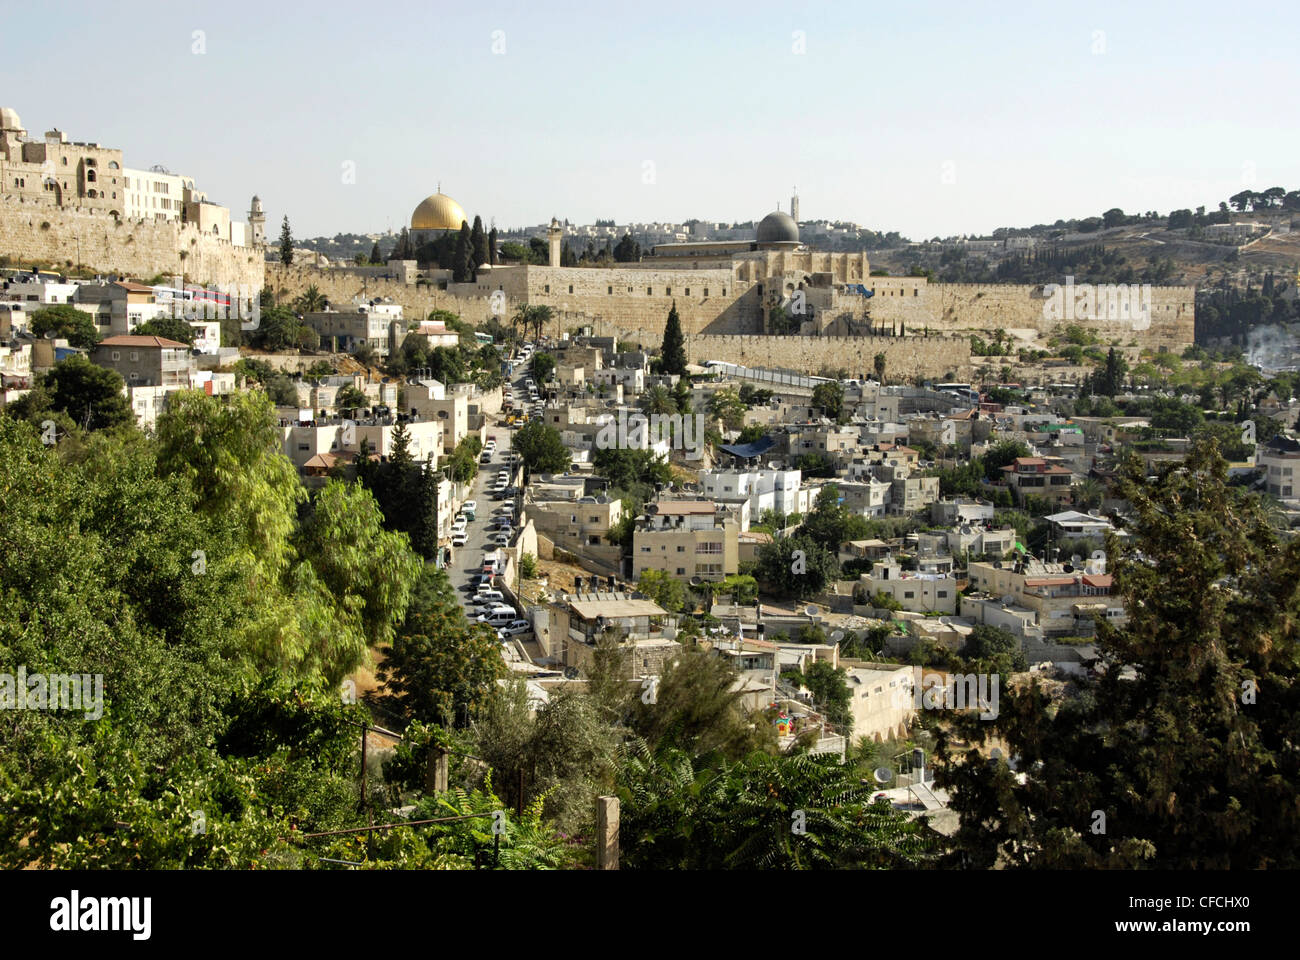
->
xmin=5 ymin=0 xmax=1297 ymax=239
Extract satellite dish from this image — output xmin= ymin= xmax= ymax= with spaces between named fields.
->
xmin=1063 ymin=563 xmax=1074 ymax=573
xmin=689 ymin=576 xmax=703 ymax=586
xmin=939 ymin=616 xmax=950 ymax=624
xmin=563 ymin=666 xmax=579 ymax=679
xmin=1071 ymin=554 xmax=1082 ymax=565
xmin=805 ymin=605 xmax=819 ymax=617
xmin=873 ymin=767 xmax=893 ymax=785
xmin=1001 ymin=595 xmax=1015 ymax=605
xmin=990 ymin=748 xmax=1003 ymax=760
xmin=830 ymin=630 xmax=845 ymax=642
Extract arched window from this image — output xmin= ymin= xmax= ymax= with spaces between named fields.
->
xmin=86 ymin=169 xmax=96 ymax=183
xmin=108 ymin=161 xmax=119 ymax=169
xmin=87 ymin=189 xmax=97 ymax=199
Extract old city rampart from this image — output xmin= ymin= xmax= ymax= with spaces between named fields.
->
xmin=265 ymin=259 xmax=1193 ymax=376
xmin=0 ymin=196 xmax=264 ymax=289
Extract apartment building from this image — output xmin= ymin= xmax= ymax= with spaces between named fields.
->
xmin=90 ymin=334 xmax=194 ymax=388
xmin=633 ymin=501 xmax=739 ymax=581
xmin=999 ymin=456 xmax=1075 ymax=505
xmin=699 ymin=467 xmax=801 ymax=517
xmin=1257 ymin=434 xmax=1300 ymax=498
xmin=967 ymin=556 xmax=1125 ymax=637
xmin=859 ymin=558 xmax=958 ymax=614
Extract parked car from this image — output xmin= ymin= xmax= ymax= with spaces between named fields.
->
xmin=462 ymin=500 xmax=477 ymax=514
xmin=477 ymin=608 xmax=519 ymax=627
xmin=451 ymin=531 xmax=468 ymax=546
xmin=473 ymin=588 xmax=505 ymax=605
xmin=497 ymin=620 xmax=532 ymax=637
xmin=491 ymin=532 xmax=510 ymax=546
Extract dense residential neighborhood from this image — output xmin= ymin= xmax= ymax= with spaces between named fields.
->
xmin=1 ymin=8 xmax=1297 ymax=915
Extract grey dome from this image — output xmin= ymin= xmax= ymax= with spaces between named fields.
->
xmin=756 ymin=210 xmax=799 ymax=244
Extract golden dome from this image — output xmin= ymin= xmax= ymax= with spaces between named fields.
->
xmin=411 ymin=192 xmax=468 ymax=232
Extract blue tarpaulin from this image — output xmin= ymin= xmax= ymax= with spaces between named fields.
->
xmin=719 ymin=435 xmax=776 ymax=458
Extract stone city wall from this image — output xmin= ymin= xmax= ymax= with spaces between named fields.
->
xmin=0 ymin=197 xmax=264 ymax=289
xmin=684 ymin=334 xmax=972 ymax=380
xmin=266 ymin=261 xmax=1194 ymax=359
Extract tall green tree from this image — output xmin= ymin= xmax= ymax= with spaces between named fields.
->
xmin=512 ymin=419 xmax=570 ymax=474
xmin=279 ymin=215 xmax=294 ymax=266
xmin=660 ymin=302 xmax=688 ymax=377
xmin=939 ymin=437 xmax=1300 ymax=868
xmin=377 ymin=564 xmax=504 ymax=727
xmin=30 ymin=356 xmax=134 ymax=432
xmin=487 ymin=226 xmax=498 ymax=266
xmin=470 ymin=215 xmax=488 ymax=268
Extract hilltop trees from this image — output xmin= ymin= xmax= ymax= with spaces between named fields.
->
xmin=660 ymin=302 xmax=688 ymax=376
xmin=938 ymin=437 xmax=1300 ymax=868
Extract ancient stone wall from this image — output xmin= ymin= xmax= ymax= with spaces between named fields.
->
xmin=264 ymin=260 xmax=1193 ymax=364
xmin=0 ymin=197 xmax=263 ymax=288
xmin=683 ymin=334 xmax=972 ymax=380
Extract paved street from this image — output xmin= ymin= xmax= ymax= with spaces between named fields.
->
xmin=447 ymin=368 xmax=532 ymax=622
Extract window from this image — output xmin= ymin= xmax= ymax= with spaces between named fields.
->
xmin=937 ymin=591 xmax=948 ymax=598
xmin=568 ymin=285 xmax=573 ymax=294
xmin=129 ymin=351 xmax=139 ymax=361
xmin=608 ymin=286 xmax=613 ymax=294
xmin=676 ymin=568 xmax=686 ymax=575
xmin=904 ymin=591 xmax=915 ymax=599
xmin=665 ymin=288 xmax=671 ymax=295
xmin=685 ymin=288 xmax=690 ymax=295
xmin=676 ymin=545 xmax=685 ymax=552
xmin=111 ymin=351 xmax=120 ymax=361
xmin=544 ymin=285 xmax=550 ymax=293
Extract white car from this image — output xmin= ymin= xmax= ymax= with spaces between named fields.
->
xmin=462 ymin=500 xmax=477 ymax=514
xmin=451 ymin=531 xmax=468 ymax=546
xmin=497 ymin=620 xmax=531 ymax=637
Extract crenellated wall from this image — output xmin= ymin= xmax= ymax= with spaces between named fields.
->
xmin=0 ymin=196 xmax=264 ymax=288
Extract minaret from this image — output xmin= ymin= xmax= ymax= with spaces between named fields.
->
xmin=548 ymin=217 xmax=562 ymax=268
xmin=790 ymin=187 xmax=799 ymax=224
xmin=248 ymin=195 xmax=265 ymax=246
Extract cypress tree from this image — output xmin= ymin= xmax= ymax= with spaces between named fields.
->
xmin=279 ymin=216 xmax=294 ymax=266
xmin=661 ymin=301 xmax=688 ymax=376
xmin=455 ymin=222 xmax=473 ymax=282
xmin=488 ymin=226 xmax=498 ymax=266
xmin=471 ymin=215 xmax=488 ymax=267
xmin=369 ymin=240 xmax=382 ymax=264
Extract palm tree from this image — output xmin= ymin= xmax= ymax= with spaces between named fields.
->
xmin=874 ymin=352 xmax=887 ymax=385
xmin=1073 ymin=477 xmax=1104 ymax=511
xmin=644 ymin=384 xmax=676 ymax=415
xmin=294 ymin=284 xmax=326 ymax=313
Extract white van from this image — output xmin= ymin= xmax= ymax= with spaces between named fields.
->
xmin=476 ymin=608 xmax=518 ymax=627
